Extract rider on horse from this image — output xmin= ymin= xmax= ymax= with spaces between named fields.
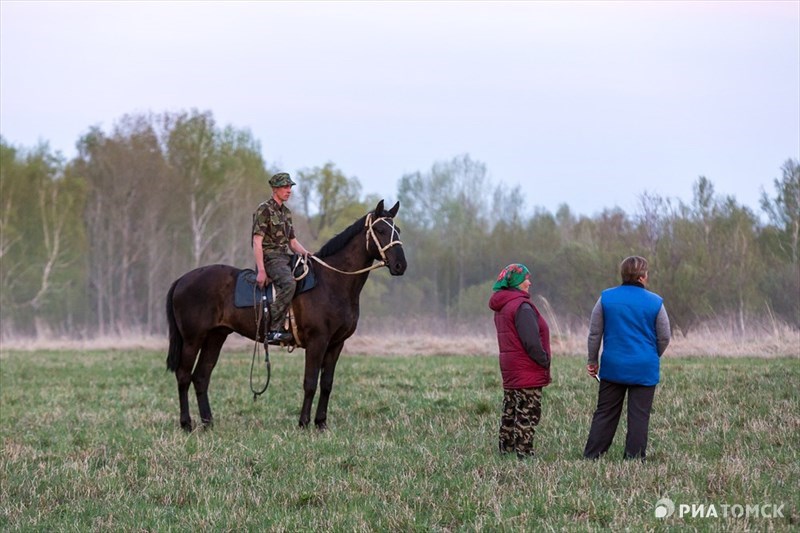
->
xmin=251 ymin=172 xmax=311 ymax=344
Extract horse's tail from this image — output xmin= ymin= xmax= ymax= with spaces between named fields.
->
xmin=165 ymin=278 xmax=183 ymax=373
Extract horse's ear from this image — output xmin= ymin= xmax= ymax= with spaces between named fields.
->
xmin=374 ymin=200 xmax=385 ymax=215
xmin=388 ymin=201 xmax=399 ymax=218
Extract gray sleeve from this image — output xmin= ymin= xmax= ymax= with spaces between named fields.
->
xmin=587 ymin=298 xmax=603 ymax=365
xmin=656 ymin=304 xmax=671 ymax=356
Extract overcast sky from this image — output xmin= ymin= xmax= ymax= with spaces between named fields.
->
xmin=1 ymin=1 xmax=798 ymax=217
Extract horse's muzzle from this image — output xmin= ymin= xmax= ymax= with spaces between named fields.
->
xmin=388 ymin=260 xmax=407 ymax=276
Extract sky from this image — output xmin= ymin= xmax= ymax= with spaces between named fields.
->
xmin=1 ymin=1 xmax=798 ymax=217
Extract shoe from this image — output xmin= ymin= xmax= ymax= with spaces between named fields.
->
xmin=266 ymin=330 xmax=294 ymax=344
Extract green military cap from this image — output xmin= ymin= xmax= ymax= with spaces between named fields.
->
xmin=269 ymin=172 xmax=296 ymax=188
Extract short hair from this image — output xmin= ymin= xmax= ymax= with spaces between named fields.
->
xmin=620 ymin=256 xmax=648 ymax=283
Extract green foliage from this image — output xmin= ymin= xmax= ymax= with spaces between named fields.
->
xmin=549 ymin=242 xmax=607 ymax=319
xmin=67 ymin=111 xmax=268 ymax=334
xmin=450 ymin=280 xmax=494 ymax=319
xmin=2 ymin=121 xmax=798 ymax=338
xmin=1 ymin=349 xmax=798 ymax=530
xmin=0 ymin=140 xmax=87 ymax=336
xmin=757 ymin=162 xmax=800 ymax=325
xmin=296 ymin=162 xmax=366 ymax=249
xmin=761 ymin=159 xmax=800 ymax=264
xmin=397 ymin=154 xmax=503 ymax=322
xmin=163 ymin=110 xmax=269 ymax=266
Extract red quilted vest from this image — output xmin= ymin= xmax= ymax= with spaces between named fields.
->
xmin=489 ymin=288 xmax=551 ymax=389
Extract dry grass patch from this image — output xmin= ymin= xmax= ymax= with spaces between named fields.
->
xmin=3 ymin=324 xmax=798 ymax=358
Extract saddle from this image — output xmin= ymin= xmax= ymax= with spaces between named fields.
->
xmin=234 ymin=255 xmax=317 ymax=308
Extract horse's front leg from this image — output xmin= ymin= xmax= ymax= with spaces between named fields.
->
xmin=314 ymin=341 xmax=345 ymax=431
xmin=299 ymin=340 xmax=326 ymax=428
xmin=299 ymin=371 xmax=319 ymax=429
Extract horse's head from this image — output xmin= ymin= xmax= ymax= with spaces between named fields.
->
xmin=367 ymin=200 xmax=407 ymax=276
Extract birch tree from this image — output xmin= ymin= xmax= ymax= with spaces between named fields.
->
xmin=0 ymin=140 xmax=85 ymax=336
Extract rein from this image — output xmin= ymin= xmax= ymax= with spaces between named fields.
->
xmin=311 ymin=213 xmax=403 ymax=275
xmin=310 ymin=256 xmax=387 ymax=275
xmin=250 ymin=291 xmax=270 ymax=401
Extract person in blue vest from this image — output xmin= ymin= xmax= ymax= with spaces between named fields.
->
xmin=583 ymin=255 xmax=671 ymax=461
xmin=488 ymin=263 xmax=551 ymax=459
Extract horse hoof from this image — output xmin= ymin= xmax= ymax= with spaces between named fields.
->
xmin=316 ymin=422 xmax=328 ymax=431
xmin=201 ymin=419 xmax=214 ymax=429
xmin=298 ymin=420 xmax=309 ymax=429
xmin=180 ymin=421 xmax=193 ymax=432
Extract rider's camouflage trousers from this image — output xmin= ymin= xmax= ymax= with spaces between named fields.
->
xmin=499 ymin=387 xmax=543 ymax=457
xmin=264 ymin=252 xmax=296 ymax=331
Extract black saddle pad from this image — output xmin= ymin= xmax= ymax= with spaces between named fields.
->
xmin=234 ymin=256 xmax=316 ymax=308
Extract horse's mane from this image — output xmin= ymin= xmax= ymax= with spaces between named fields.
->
xmin=316 ymin=213 xmax=369 ymax=258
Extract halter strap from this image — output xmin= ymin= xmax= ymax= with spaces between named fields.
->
xmin=310 ymin=213 xmax=402 ymax=276
xmin=365 ymin=212 xmax=403 ymax=263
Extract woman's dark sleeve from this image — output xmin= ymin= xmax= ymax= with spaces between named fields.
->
xmin=515 ymin=303 xmax=550 ymax=368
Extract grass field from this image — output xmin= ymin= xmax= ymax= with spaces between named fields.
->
xmin=1 ymin=347 xmax=798 ymax=531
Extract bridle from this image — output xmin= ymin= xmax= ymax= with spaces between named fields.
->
xmin=365 ymin=212 xmax=403 ymax=264
xmin=310 ymin=212 xmax=403 ymax=275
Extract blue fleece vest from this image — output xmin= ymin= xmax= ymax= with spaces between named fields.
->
xmin=599 ymin=285 xmax=663 ymax=386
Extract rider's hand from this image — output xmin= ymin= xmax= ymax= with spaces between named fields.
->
xmin=256 ymin=270 xmax=267 ymax=288
xmin=586 ymin=363 xmax=598 ymax=377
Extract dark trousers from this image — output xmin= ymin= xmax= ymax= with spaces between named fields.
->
xmin=583 ymin=380 xmax=656 ymax=460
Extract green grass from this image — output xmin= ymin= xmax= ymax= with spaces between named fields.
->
xmin=1 ymin=348 xmax=798 ymax=531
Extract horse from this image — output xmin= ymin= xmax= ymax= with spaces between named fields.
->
xmin=165 ymin=200 xmax=406 ymax=431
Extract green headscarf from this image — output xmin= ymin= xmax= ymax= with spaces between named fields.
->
xmin=492 ymin=263 xmax=530 ymax=292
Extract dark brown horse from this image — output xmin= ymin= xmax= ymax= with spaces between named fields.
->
xmin=166 ymin=200 xmax=406 ymax=431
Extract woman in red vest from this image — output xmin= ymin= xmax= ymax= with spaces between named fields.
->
xmin=488 ymin=263 xmax=551 ymax=458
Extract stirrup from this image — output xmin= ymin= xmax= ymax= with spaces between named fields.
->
xmin=266 ymin=330 xmax=293 ymax=345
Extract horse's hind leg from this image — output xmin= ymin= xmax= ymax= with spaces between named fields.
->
xmin=177 ymin=341 xmax=202 ymax=432
xmin=193 ymin=329 xmax=229 ymax=428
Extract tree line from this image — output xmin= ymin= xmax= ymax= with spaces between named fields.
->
xmin=1 ymin=110 xmax=798 ymax=339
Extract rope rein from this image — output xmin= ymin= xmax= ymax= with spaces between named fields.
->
xmin=310 ymin=213 xmax=403 ymax=276
xmin=250 ymin=291 xmax=270 ymax=400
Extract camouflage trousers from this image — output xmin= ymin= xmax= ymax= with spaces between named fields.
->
xmin=499 ymin=387 xmax=543 ymax=458
xmin=264 ymin=252 xmax=296 ymax=331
